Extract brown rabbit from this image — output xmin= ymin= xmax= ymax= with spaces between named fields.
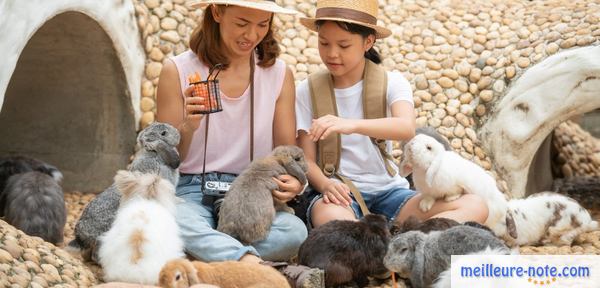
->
xmin=159 ymin=258 xmax=290 ymax=288
xmin=217 ymin=145 xmax=308 ymax=244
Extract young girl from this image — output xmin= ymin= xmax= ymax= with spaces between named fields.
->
xmin=296 ymin=0 xmax=489 ymax=228
xmin=157 ymin=1 xmax=323 ymax=287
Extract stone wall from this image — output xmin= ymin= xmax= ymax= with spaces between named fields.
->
xmin=133 ymin=0 xmax=600 ymax=196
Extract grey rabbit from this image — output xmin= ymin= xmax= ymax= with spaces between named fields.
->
xmin=384 ymin=225 xmax=509 ymax=288
xmin=217 ymin=145 xmax=308 ymax=244
xmin=3 ymin=171 xmax=66 ymax=244
xmin=390 ymin=216 xmax=460 ymax=235
xmin=391 ymin=216 xmax=494 ymax=236
xmin=0 ymin=155 xmax=63 ymax=217
xmin=68 ymin=122 xmax=181 ymax=261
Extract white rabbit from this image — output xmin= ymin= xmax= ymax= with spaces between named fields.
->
xmin=496 ymin=192 xmax=599 ymax=247
xmin=98 ymin=170 xmax=184 ymax=285
xmin=399 ymin=134 xmax=514 ymax=238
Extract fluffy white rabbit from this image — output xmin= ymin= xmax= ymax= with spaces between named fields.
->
xmin=496 ymin=192 xmax=599 ymax=246
xmin=98 ymin=170 xmax=184 ymax=285
xmin=399 ymin=134 xmax=514 ymax=238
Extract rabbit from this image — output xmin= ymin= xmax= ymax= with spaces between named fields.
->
xmin=398 ymin=134 xmax=515 ymax=240
xmin=384 ymin=225 xmax=510 ymax=288
xmin=159 ymin=258 xmax=290 ymax=288
xmin=0 ymin=155 xmax=62 ymax=217
xmin=391 ymin=216 xmax=460 ymax=235
xmin=552 ymin=176 xmax=600 ymax=212
xmin=431 ymin=246 xmax=518 ymax=288
xmin=298 ymin=214 xmax=390 ymax=287
xmin=217 ymin=145 xmax=308 ymax=244
xmin=69 ymin=122 xmax=181 ymax=261
xmin=400 ymin=127 xmax=452 ymax=152
xmin=97 ymin=170 xmax=184 ymax=285
xmin=495 ymin=192 xmax=599 ymax=247
xmin=3 ymin=171 xmax=66 ymax=244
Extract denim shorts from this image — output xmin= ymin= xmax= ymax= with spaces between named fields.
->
xmin=306 ymin=186 xmax=417 ymax=226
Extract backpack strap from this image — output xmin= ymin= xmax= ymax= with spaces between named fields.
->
xmin=309 ymin=69 xmax=371 ymax=216
xmin=362 ymin=60 xmax=397 ymax=177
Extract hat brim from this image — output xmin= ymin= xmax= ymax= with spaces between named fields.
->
xmin=300 ymin=17 xmax=392 ymax=39
xmin=190 ymin=0 xmax=298 ymax=14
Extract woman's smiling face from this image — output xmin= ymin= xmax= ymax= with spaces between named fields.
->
xmin=212 ymin=5 xmax=272 ymax=58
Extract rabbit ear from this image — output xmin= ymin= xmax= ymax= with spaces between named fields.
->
xmin=183 ymin=261 xmax=200 ymax=285
xmin=505 ymin=211 xmax=518 ymax=239
xmin=282 ymin=156 xmax=307 ymax=185
xmin=155 ymin=141 xmax=181 ymax=169
xmin=399 ymin=158 xmax=413 ymax=177
xmin=425 ymin=155 xmax=443 ymax=187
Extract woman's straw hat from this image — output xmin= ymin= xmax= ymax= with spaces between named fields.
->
xmin=300 ymin=0 xmax=391 ymax=38
xmin=189 ymin=0 xmax=298 ymax=14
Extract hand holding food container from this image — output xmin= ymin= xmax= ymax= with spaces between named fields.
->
xmin=186 ymin=64 xmax=224 ymax=115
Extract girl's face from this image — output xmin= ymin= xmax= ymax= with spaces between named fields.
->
xmin=317 ymin=21 xmax=374 ymax=78
xmin=212 ymin=5 xmax=272 ymax=59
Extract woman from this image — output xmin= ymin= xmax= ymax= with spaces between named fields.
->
xmin=156 ymin=1 xmax=323 ymax=287
xmin=295 ymin=0 xmax=489 ymax=228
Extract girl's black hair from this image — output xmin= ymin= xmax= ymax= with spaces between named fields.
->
xmin=315 ymin=20 xmax=382 ymax=64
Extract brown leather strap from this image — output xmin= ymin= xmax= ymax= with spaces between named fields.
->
xmin=336 ymin=173 xmax=370 ymax=216
xmin=201 ymin=114 xmax=210 ymax=191
xmin=250 ymin=54 xmax=255 ymax=162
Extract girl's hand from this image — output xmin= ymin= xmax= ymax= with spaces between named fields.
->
xmin=272 ymin=174 xmax=303 ymax=202
xmin=321 ymin=180 xmax=352 ymax=207
xmin=309 ymin=115 xmax=357 ymax=142
xmin=182 ymin=86 xmax=205 ymax=131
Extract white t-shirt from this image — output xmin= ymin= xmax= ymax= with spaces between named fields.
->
xmin=296 ymin=71 xmax=414 ymax=193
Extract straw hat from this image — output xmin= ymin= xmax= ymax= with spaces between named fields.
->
xmin=189 ymin=0 xmax=298 ymax=14
xmin=300 ymin=0 xmax=391 ymax=38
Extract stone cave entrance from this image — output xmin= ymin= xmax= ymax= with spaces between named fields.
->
xmin=0 ymin=11 xmax=136 ymax=192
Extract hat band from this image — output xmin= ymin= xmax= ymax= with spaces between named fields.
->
xmin=315 ymin=7 xmax=377 ymax=26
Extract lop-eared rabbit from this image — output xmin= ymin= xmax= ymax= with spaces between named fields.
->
xmin=98 ymin=170 xmax=184 ymax=285
xmin=159 ymin=258 xmax=290 ymax=288
xmin=70 ymin=122 xmax=180 ymax=261
xmin=399 ymin=134 xmax=515 ymax=239
xmin=217 ymin=145 xmax=308 ymax=244
xmin=298 ymin=214 xmax=390 ymax=287
xmin=384 ymin=225 xmax=510 ymax=288
xmin=497 ymin=192 xmax=598 ymax=246
xmin=0 ymin=156 xmax=65 ymax=244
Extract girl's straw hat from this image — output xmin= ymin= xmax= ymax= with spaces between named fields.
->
xmin=300 ymin=0 xmax=391 ymax=38
xmin=189 ymin=0 xmax=298 ymax=14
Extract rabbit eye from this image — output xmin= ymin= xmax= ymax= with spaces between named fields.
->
xmin=175 ymin=273 xmax=182 ymax=281
xmin=294 ymin=156 xmax=301 ymax=161
xmin=161 ymin=131 xmax=167 ymax=136
xmin=426 ymin=145 xmax=432 ymax=151
xmin=400 ymin=247 xmax=408 ymax=253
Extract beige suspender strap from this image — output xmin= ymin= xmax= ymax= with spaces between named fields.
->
xmin=336 ymin=173 xmax=370 ymax=216
xmin=308 ymin=71 xmax=340 ymax=177
xmin=309 ymin=69 xmax=370 ymax=216
xmin=362 ymin=60 xmax=396 ymax=177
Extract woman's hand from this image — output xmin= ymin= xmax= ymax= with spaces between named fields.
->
xmin=309 ymin=115 xmax=357 ymax=142
xmin=272 ymin=174 xmax=304 ymax=203
xmin=181 ymin=86 xmax=205 ymax=131
xmin=321 ymin=180 xmax=352 ymax=207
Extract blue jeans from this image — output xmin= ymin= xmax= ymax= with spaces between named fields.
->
xmin=175 ymin=173 xmax=308 ymax=262
xmin=306 ymin=186 xmax=417 ymax=227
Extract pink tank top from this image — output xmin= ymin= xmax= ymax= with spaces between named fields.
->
xmin=171 ymin=50 xmax=286 ymax=174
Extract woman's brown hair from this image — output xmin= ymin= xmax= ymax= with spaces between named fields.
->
xmin=189 ymin=5 xmax=280 ymax=69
